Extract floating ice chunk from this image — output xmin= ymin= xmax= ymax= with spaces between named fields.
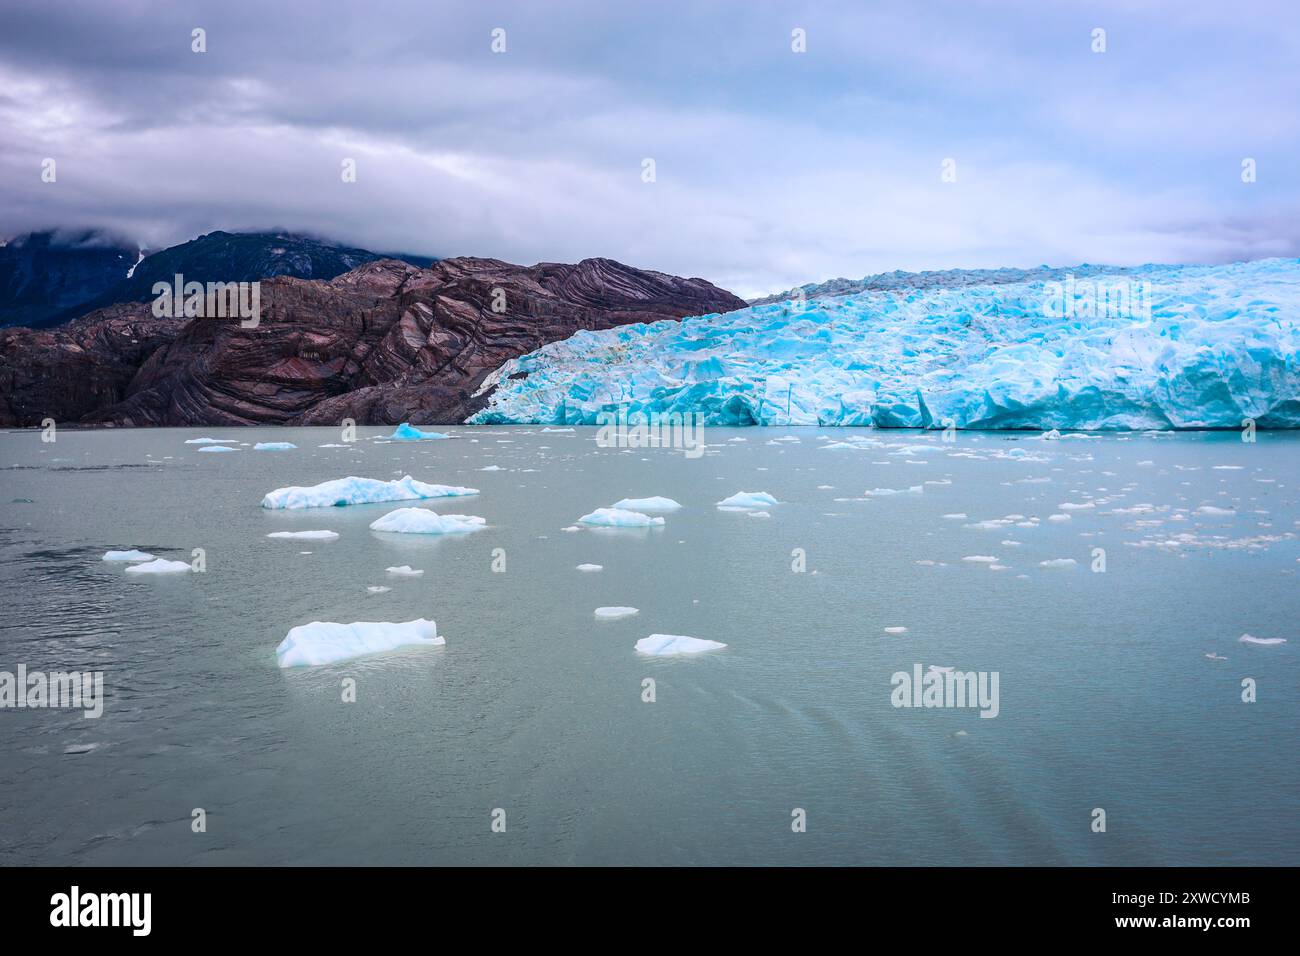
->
xmin=261 ymin=475 xmax=478 ymax=509
xmin=276 ymin=618 xmax=443 ymax=667
xmin=267 ymin=530 xmax=339 ymax=541
xmin=635 ymin=634 xmax=727 ymax=655
xmin=197 ymin=445 xmax=237 ymax=453
xmin=540 ymin=427 xmax=575 ymax=433
xmin=611 ymin=496 xmax=682 ymax=511
xmin=480 ymin=465 xmax=504 ymax=471
xmin=717 ymin=491 xmax=778 ymax=509
xmin=866 ymin=485 xmax=923 ymax=496
xmin=1197 ymin=505 xmax=1235 ymax=516
xmin=318 ymin=443 xmax=348 ymax=448
xmin=387 ymin=423 xmax=449 ymax=441
xmin=254 ymin=442 xmax=297 ymax=451
xmin=1213 ymin=465 xmax=1244 ymax=470
xmin=1239 ymin=634 xmax=1286 ymax=645
xmin=185 ymin=437 xmax=237 ymax=444
xmin=1205 ymin=653 xmax=1227 ymax=661
xmin=883 ymin=626 xmax=908 ymax=634
xmin=369 ymin=508 xmax=486 ymax=535
xmin=579 ymin=508 xmax=664 ymax=527
xmin=124 ymin=558 xmax=191 ymax=574
xmin=747 ymin=510 xmax=771 ymax=518
xmin=1039 ymin=558 xmax=1078 ymax=569
xmin=576 ymin=563 xmax=603 ymax=572
xmin=102 ymin=549 xmax=154 ymax=562
xmin=386 ymin=565 xmax=424 ymax=577
xmin=1039 ymin=429 xmax=1062 ymax=440
xmin=367 ymin=586 xmax=391 ymax=594
xmin=1058 ymin=502 xmax=1094 ymax=511
xmin=595 ymin=606 xmax=639 ymax=620
xmin=942 ymin=513 xmax=968 ymax=520
xmin=1048 ymin=513 xmax=1071 ymax=522
xmin=962 ymin=555 xmax=999 ymax=564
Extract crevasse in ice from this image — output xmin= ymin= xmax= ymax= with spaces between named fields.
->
xmin=470 ymin=259 xmax=1300 ymax=429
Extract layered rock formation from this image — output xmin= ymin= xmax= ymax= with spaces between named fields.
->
xmin=0 ymin=256 xmax=745 ymax=427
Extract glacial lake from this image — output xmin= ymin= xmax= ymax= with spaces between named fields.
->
xmin=1 ymin=426 xmax=1296 ymax=865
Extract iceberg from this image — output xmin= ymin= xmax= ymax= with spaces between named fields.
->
xmin=635 ymin=634 xmax=727 ymax=655
xmin=576 ymin=563 xmax=603 ymax=572
xmin=386 ymin=565 xmax=424 ymax=576
xmin=197 ymin=445 xmax=237 ymax=452
xmin=102 ymin=549 xmax=154 ymax=562
xmin=717 ymin=491 xmax=778 ymax=509
xmin=184 ymin=437 xmax=237 ymax=444
xmin=595 ymin=606 xmax=640 ymax=620
xmin=578 ymin=508 xmax=664 ymax=527
xmin=388 ymin=423 xmax=449 ymax=441
xmin=276 ymin=618 xmax=443 ymax=667
xmin=1239 ymin=634 xmax=1287 ymax=645
xmin=470 ymin=259 xmax=1300 ymax=430
xmin=124 ymin=558 xmax=191 ymax=574
xmin=610 ymin=496 xmax=682 ymax=511
xmin=253 ymin=442 xmax=297 ymax=451
xmin=261 ymin=475 xmax=479 ymax=509
xmin=369 ymin=508 xmax=486 ymax=534
xmin=267 ymin=530 xmax=339 ymax=541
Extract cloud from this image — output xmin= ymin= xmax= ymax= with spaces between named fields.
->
xmin=2 ymin=0 xmax=1297 ymax=297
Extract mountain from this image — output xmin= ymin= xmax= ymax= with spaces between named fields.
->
xmin=0 ymin=256 xmax=746 ymax=427
xmin=0 ymin=230 xmax=140 ymax=327
xmin=473 ymin=259 xmax=1300 ymax=429
xmin=0 ymin=229 xmax=439 ymax=328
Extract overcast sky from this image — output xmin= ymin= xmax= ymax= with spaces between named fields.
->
xmin=2 ymin=0 xmax=1297 ymax=297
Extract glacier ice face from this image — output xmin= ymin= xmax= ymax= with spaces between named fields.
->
xmin=261 ymin=476 xmax=479 ymax=509
xmin=369 ymin=508 xmax=486 ymax=534
xmin=470 ymin=259 xmax=1300 ymax=430
xmin=635 ymin=634 xmax=727 ymax=655
xmin=388 ymin=423 xmax=449 ymax=441
xmin=578 ymin=507 xmax=664 ymax=527
xmin=276 ymin=618 xmax=443 ymax=667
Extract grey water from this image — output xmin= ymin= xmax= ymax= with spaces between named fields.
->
xmin=0 ymin=426 xmax=1296 ymax=866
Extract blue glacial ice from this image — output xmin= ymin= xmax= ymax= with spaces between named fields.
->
xmin=717 ymin=491 xmax=778 ymax=509
xmin=253 ymin=442 xmax=297 ymax=451
xmin=369 ymin=508 xmax=486 ymax=534
xmin=579 ymin=507 xmax=665 ymax=527
xmin=261 ymin=476 xmax=479 ymax=509
xmin=470 ymin=259 xmax=1300 ymax=429
xmin=276 ymin=618 xmax=443 ymax=667
xmin=610 ymin=496 xmax=681 ymax=511
xmin=388 ymin=422 xmax=450 ymax=441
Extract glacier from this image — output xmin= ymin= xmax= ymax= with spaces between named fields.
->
xmin=470 ymin=259 xmax=1300 ymax=430
xmin=276 ymin=618 xmax=443 ymax=667
xmin=261 ymin=475 xmax=478 ymax=509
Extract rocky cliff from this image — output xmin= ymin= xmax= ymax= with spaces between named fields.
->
xmin=0 ymin=256 xmax=746 ymax=427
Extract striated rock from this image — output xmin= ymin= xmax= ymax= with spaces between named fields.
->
xmin=0 ymin=256 xmax=745 ymax=426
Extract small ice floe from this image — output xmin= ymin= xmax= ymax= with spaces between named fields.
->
xmin=276 ymin=618 xmax=443 ymax=667
xmin=366 ymin=586 xmax=391 ymax=594
xmin=63 ymin=743 xmax=100 ymax=755
xmin=102 ymin=549 xmax=154 ymax=562
xmin=318 ymin=443 xmax=348 ymax=448
xmin=961 ymin=555 xmax=999 ymax=564
xmin=595 ymin=606 xmax=639 ymax=620
xmin=386 ymin=565 xmax=424 ymax=577
xmin=184 ymin=437 xmax=237 ymax=445
xmin=540 ymin=426 xmax=574 ymax=433
xmin=561 ymin=525 xmax=581 ymax=532
xmin=1000 ymin=540 xmax=1021 ymax=547
xmin=1197 ymin=505 xmax=1235 ymax=516
xmin=254 ymin=442 xmax=297 ymax=451
xmin=1239 ymin=634 xmax=1286 ymax=645
xmin=576 ymin=563 xmax=603 ymax=572
xmin=124 ymin=558 xmax=191 ymax=574
xmin=635 ymin=634 xmax=726 ymax=656
xmin=1039 ymin=429 xmax=1062 ymax=440
xmin=579 ymin=508 xmax=664 ymax=527
xmin=261 ymin=475 xmax=478 ymax=509
xmin=865 ymin=485 xmax=922 ymax=496
xmin=1039 ymin=558 xmax=1078 ymax=569
xmin=747 ymin=510 xmax=771 ymax=518
xmin=1205 ymin=653 xmax=1227 ymax=661
xmin=1059 ymin=501 xmax=1094 ymax=511
xmin=267 ymin=530 xmax=339 ymax=541
xmin=388 ymin=423 xmax=449 ymax=441
xmin=611 ymin=496 xmax=681 ymax=511
xmin=197 ymin=445 xmax=238 ymax=453
xmin=717 ymin=491 xmax=778 ymax=509
xmin=942 ymin=513 xmax=968 ymax=520
xmin=817 ymin=484 xmax=834 ymax=490
xmin=883 ymin=626 xmax=908 ymax=634
xmin=1212 ymin=465 xmax=1244 ymax=471
xmin=369 ymin=508 xmax=486 ymax=535
xmin=1048 ymin=513 xmax=1071 ymax=522
xmin=480 ymin=465 xmax=504 ymax=471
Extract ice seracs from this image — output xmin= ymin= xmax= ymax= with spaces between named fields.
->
xmin=578 ymin=507 xmax=664 ymax=527
xmin=635 ymin=634 xmax=727 ymax=655
xmin=261 ymin=476 xmax=479 ymax=509
xmin=276 ymin=618 xmax=443 ymax=667
xmin=369 ymin=508 xmax=486 ymax=535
